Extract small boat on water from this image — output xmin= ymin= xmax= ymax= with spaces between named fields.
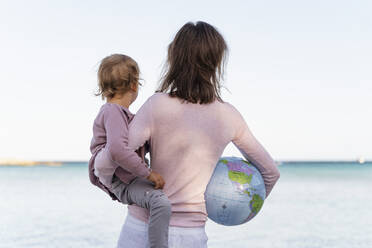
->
xmin=358 ymin=157 xmax=365 ymax=164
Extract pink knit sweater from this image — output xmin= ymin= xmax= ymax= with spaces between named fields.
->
xmin=127 ymin=93 xmax=280 ymax=227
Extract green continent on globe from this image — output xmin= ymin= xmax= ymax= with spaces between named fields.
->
xmin=242 ymin=160 xmax=251 ymax=165
xmin=220 ymin=159 xmax=228 ymax=164
xmin=228 ymin=170 xmax=252 ymax=184
xmin=243 ymin=190 xmax=251 ymax=197
xmin=250 ymin=194 xmax=264 ymax=213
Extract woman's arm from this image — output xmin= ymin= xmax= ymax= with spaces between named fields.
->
xmin=128 ymin=97 xmax=153 ymax=152
xmin=103 ymin=104 xmax=151 ymax=178
xmin=231 ymin=108 xmax=280 ymax=198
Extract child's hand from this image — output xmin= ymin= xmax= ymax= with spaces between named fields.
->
xmin=146 ymin=171 xmax=165 ymax=189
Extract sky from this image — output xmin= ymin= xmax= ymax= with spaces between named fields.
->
xmin=0 ymin=0 xmax=371 ymax=161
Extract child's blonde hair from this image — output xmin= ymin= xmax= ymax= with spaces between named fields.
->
xmin=96 ymin=54 xmax=140 ymax=99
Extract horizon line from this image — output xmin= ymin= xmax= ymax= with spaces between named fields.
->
xmin=1 ymin=159 xmax=371 ymax=164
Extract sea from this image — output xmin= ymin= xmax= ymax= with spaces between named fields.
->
xmin=1 ymin=162 xmax=371 ymax=248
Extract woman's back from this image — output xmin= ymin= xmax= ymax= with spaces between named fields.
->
xmin=127 ymin=93 xmax=280 ymax=227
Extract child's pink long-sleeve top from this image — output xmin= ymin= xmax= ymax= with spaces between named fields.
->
xmin=127 ymin=93 xmax=280 ymax=227
xmin=88 ymin=103 xmax=151 ymax=200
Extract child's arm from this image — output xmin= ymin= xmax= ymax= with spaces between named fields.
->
xmin=231 ymin=106 xmax=280 ymax=198
xmin=104 ymin=104 xmax=151 ymax=178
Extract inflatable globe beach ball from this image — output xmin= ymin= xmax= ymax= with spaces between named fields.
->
xmin=204 ymin=157 xmax=266 ymax=226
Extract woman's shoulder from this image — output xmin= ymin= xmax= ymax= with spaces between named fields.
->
xmin=216 ymin=100 xmax=242 ymax=116
xmin=148 ymin=92 xmax=168 ymax=101
xmin=145 ymin=92 xmax=178 ymax=106
xmin=137 ymin=93 xmax=172 ymax=114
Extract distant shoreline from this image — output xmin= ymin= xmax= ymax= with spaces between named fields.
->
xmin=0 ymin=160 xmax=370 ymax=167
xmin=0 ymin=160 xmax=87 ymax=166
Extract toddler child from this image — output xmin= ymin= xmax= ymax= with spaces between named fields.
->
xmin=88 ymin=54 xmax=171 ymax=248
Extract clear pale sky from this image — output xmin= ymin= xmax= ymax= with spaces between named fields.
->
xmin=0 ymin=0 xmax=371 ymax=161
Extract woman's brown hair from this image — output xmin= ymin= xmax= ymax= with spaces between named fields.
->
xmin=158 ymin=21 xmax=228 ymax=104
xmin=96 ymin=54 xmax=140 ymax=100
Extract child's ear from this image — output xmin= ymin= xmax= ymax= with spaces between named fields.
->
xmin=130 ymin=82 xmax=138 ymax=92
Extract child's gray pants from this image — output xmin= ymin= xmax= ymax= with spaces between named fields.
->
xmin=110 ymin=175 xmax=172 ymax=248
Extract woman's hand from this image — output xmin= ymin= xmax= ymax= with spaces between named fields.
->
xmin=146 ymin=171 xmax=165 ymax=189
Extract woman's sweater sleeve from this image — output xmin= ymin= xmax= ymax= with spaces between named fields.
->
xmin=103 ymin=105 xmax=151 ymax=178
xmin=128 ymin=97 xmax=153 ymax=152
xmin=231 ymin=107 xmax=280 ymax=198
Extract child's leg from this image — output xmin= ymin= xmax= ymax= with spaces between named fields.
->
xmin=111 ymin=176 xmax=172 ymax=248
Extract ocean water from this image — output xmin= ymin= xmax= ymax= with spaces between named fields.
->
xmin=1 ymin=162 xmax=371 ymax=248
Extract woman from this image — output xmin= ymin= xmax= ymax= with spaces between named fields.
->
xmin=117 ymin=21 xmax=280 ymax=248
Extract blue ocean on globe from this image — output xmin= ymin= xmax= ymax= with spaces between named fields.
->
xmin=204 ymin=156 xmax=266 ymax=226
